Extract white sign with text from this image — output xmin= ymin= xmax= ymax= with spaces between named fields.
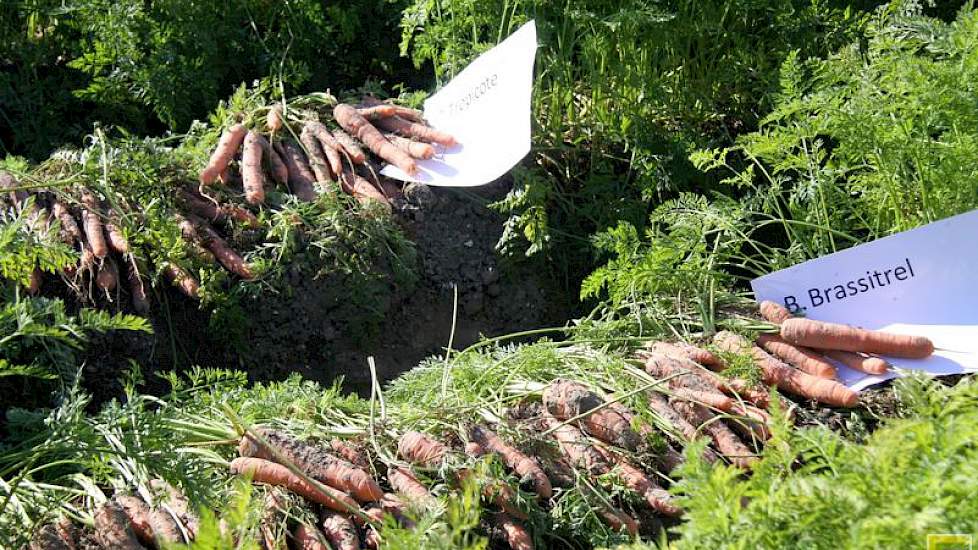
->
xmin=381 ymin=21 xmax=537 ymax=186
xmin=751 ymin=209 xmax=978 ymax=390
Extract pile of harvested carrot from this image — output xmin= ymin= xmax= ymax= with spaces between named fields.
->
xmin=3 ymin=95 xmax=455 ymax=314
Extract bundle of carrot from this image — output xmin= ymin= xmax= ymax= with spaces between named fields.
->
xmin=1 ymin=170 xmax=256 ymax=313
xmin=198 ymin=96 xmax=455 ymax=208
xmin=29 ymin=480 xmax=199 ymax=550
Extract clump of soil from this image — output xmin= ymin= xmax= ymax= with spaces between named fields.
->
xmin=79 ymin=177 xmax=572 ymax=402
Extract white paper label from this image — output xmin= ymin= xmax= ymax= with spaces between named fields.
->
xmin=381 ymin=21 xmax=537 ymax=186
xmin=751 ymin=209 xmax=978 ymax=390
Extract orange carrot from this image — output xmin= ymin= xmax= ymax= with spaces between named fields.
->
xmin=230 ymin=457 xmax=359 ymax=512
xmin=593 ymin=444 xmax=682 ymax=517
xmin=175 ymin=213 xmax=215 ymax=263
xmin=822 ymin=349 xmax=890 ymax=375
xmin=759 ymin=300 xmax=792 ymax=324
xmin=387 ymin=466 xmax=435 ymax=507
xmin=305 ymin=122 xmax=344 ymax=176
xmin=300 ymin=126 xmax=335 ymax=183
xmin=333 ymin=104 xmax=417 ymax=175
xmin=643 ymin=352 xmax=739 ymax=405
xmin=331 ymin=129 xmax=366 ymax=164
xmin=756 ymin=333 xmax=837 ymax=379
xmin=95 ymin=256 xmax=118 ymax=292
xmin=670 ymin=387 xmax=735 ymax=411
xmin=397 ymin=431 xmax=448 ymax=467
xmin=116 ymin=495 xmax=184 ymax=546
xmin=200 ymin=123 xmax=247 ymax=185
xmin=714 ymin=331 xmax=859 ymax=407
xmin=161 ymin=263 xmax=200 ymax=299
xmin=360 ymin=97 xmax=425 ymax=123
xmin=319 ymin=511 xmax=360 ymax=550
xmin=239 ymin=429 xmax=383 ymax=503
xmin=374 ymin=116 xmax=456 ymax=147
xmin=384 ymin=134 xmax=436 ymax=159
xmin=93 ymin=501 xmax=143 ymax=550
xmin=493 ymin=513 xmax=534 ymax=550
xmin=470 ymin=425 xmax=552 ymax=499
xmin=241 ymin=131 xmax=266 ymax=204
xmin=274 ymin=141 xmax=318 ymax=201
xmin=357 ymin=104 xmax=398 ymax=120
xmin=643 ymin=391 xmax=720 ymax=464
xmin=459 ymin=443 xmax=528 ymax=521
xmin=339 ymin=168 xmax=391 ymax=207
xmin=189 ymin=216 xmax=254 ymax=279
xmin=79 ymin=190 xmax=107 ymax=259
xmin=780 ymin=318 xmax=934 ymax=358
xmin=542 ymin=380 xmax=641 ymax=450
xmin=670 ymin=399 xmax=757 ymax=469
xmin=293 ymin=524 xmax=330 ymax=550
xmin=648 ymin=342 xmax=723 ymax=369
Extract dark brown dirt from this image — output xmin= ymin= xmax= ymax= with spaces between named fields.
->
xmin=75 ymin=177 xmax=573 ymax=403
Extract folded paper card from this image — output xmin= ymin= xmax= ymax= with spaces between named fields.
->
xmin=381 ymin=21 xmax=537 ymax=186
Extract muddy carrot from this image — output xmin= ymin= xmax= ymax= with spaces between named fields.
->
xmin=540 ymin=415 xmax=610 ymax=476
xmin=319 ymin=511 xmax=360 ymax=550
xmin=52 ymin=200 xmax=82 ymax=245
xmin=200 ymin=123 xmax=247 ymax=185
xmin=95 ymin=256 xmax=118 ymax=291
xmin=493 ymin=513 xmax=534 ymax=550
xmin=759 ymin=300 xmax=792 ymax=324
xmin=670 ymin=387 xmax=735 ymax=411
xmin=384 ymin=134 xmax=436 ymax=159
xmin=470 ymin=425 xmax=552 ymax=499
xmin=239 ymin=429 xmax=383 ymax=503
xmin=261 ymin=137 xmax=289 ymax=185
xmin=714 ymin=331 xmax=859 ymax=407
xmin=176 ymin=188 xmax=260 ymax=228
xmin=29 ymin=520 xmax=76 ymax=550
xmin=644 ymin=391 xmax=720 ymax=464
xmin=293 ymin=524 xmax=330 ymax=550
xmin=241 ymin=131 xmax=266 ymax=204
xmin=300 ymin=126 xmax=335 ymax=183
xmin=331 ymin=129 xmax=366 ymax=164
xmin=374 ymin=116 xmax=456 ymax=147
xmin=780 ymin=318 xmax=934 ymax=358
xmin=756 ymin=333 xmax=837 ymax=379
xmin=671 ymin=399 xmax=757 ymax=469
xmin=397 ymin=431 xmax=448 ymax=467
xmin=188 ymin=216 xmax=253 ymax=279
xmin=305 ymin=122 xmax=344 ymax=176
xmin=593 ymin=444 xmax=682 ymax=517
xmin=230 ymin=457 xmax=359 ymax=512
xmin=79 ymin=191 xmax=107 ymax=259
xmin=543 ymin=379 xmax=641 ymax=450
xmin=333 ymin=103 xmax=417 ymax=175
xmin=103 ymin=221 xmax=129 ymax=255
xmin=93 ymin=501 xmax=143 ymax=550
xmin=822 ymin=349 xmax=890 ymax=375
xmin=330 ymin=439 xmax=368 ymax=468
xmin=150 ymin=479 xmax=199 ymax=539
xmin=274 ymin=141 xmax=318 ymax=201
xmin=161 ymin=262 xmax=200 ymax=299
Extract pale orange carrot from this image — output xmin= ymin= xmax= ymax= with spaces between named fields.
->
xmin=493 ymin=513 xmax=534 ymax=550
xmin=93 ymin=501 xmax=143 ymax=550
xmin=387 ymin=466 xmax=435 ymax=507
xmin=319 ymin=511 xmax=360 ymax=550
xmin=338 ymin=168 xmax=390 ymax=206
xmin=648 ymin=342 xmax=723 ymax=369
xmin=305 ymin=122 xmax=344 ymax=176
xmin=540 ymin=415 xmax=610 ymax=477
xmin=374 ymin=116 xmax=456 ymax=147
xmin=79 ymin=190 xmax=107 ymax=259
xmin=759 ymin=300 xmax=792 ymax=324
xmin=52 ymin=200 xmax=81 ymax=245
xmin=397 ymin=431 xmax=448 ymax=467
xmin=357 ymin=104 xmax=397 ymax=120
xmin=300 ymin=126 xmax=335 ymax=183
xmin=780 ymin=318 xmax=934 ymax=359
xmin=188 ymin=215 xmax=253 ymax=279
xmin=331 ymin=129 xmax=366 ymax=164
xmin=822 ymin=349 xmax=890 ymax=375
xmin=329 ymin=439 xmax=369 ymax=468
xmin=593 ymin=444 xmax=682 ymax=517
xmin=670 ymin=399 xmax=757 ymax=469
xmin=177 ymin=188 xmax=260 ymax=228
xmin=229 ymin=457 xmax=359 ymax=512
xmin=384 ymin=133 xmax=436 ymax=159
xmin=293 ymin=523 xmax=330 ymax=550
xmin=756 ymin=333 xmax=837 ymax=379
xmin=261 ymin=137 xmax=289 ymax=186
xmin=104 ymin=217 xmax=129 ymax=255
xmin=267 ymin=104 xmax=283 ymax=133
xmin=161 ymin=263 xmax=200 ymax=299
xmin=200 ymin=124 xmax=247 ymax=185
xmin=714 ymin=331 xmax=858 ymax=408
xmin=241 ymin=131 xmax=266 ymax=204
xmin=360 ymin=96 xmax=425 ymax=123
xmin=333 ymin=104 xmax=417 ymax=175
